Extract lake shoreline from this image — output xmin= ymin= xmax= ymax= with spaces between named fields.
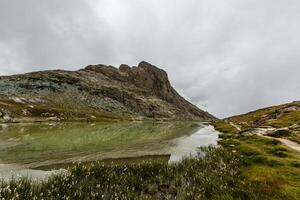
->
xmin=0 ymin=122 xmax=219 ymax=180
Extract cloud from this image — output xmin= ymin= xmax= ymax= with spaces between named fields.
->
xmin=0 ymin=0 xmax=300 ymax=117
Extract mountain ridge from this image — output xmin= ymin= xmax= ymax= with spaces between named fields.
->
xmin=0 ymin=61 xmax=216 ymax=123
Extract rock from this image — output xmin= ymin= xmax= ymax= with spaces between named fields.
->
xmin=3 ymin=115 xmax=12 ymax=122
xmin=241 ymin=132 xmax=253 ymax=137
xmin=0 ymin=61 xmax=217 ymax=122
xmin=224 ymin=100 xmax=300 ymax=134
xmin=269 ymin=129 xmax=292 ymax=137
xmin=283 ymin=106 xmax=298 ymax=112
xmin=47 ymin=117 xmax=60 ymax=121
xmin=9 ymin=96 xmax=25 ymax=103
xmin=22 ymin=109 xmax=30 ymax=116
xmin=129 ymin=61 xmax=172 ymax=100
xmin=289 ymin=124 xmax=300 ymax=130
xmin=119 ymin=64 xmax=131 ymax=73
xmin=277 ymin=127 xmax=289 ymax=131
xmin=0 ymin=124 xmax=8 ymax=129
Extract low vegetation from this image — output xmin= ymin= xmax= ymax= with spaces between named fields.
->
xmin=214 ymin=120 xmax=300 ymax=200
xmin=1 ymin=120 xmax=299 ymax=199
xmin=1 ymin=147 xmax=268 ymax=200
xmin=265 ymin=110 xmax=300 ymax=128
xmin=225 ymin=101 xmax=300 ymax=144
xmin=1 ymin=101 xmax=300 ymax=199
xmin=0 ymin=97 xmax=132 ymax=123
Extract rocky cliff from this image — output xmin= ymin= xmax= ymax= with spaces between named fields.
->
xmin=0 ymin=61 xmax=216 ymax=122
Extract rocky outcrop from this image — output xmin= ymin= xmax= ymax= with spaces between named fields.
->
xmin=0 ymin=61 xmax=216 ymax=122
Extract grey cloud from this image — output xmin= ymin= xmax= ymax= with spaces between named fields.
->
xmin=0 ymin=0 xmax=300 ymax=118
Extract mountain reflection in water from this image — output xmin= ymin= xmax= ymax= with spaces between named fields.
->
xmin=0 ymin=121 xmax=219 ymax=179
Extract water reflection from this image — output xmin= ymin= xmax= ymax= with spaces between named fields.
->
xmin=0 ymin=121 xmax=219 ymax=179
xmin=168 ymin=125 xmax=219 ymax=162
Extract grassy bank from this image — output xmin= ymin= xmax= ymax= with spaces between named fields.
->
xmin=213 ymin=100 xmax=300 ymax=200
xmin=214 ymin=121 xmax=300 ymax=200
xmin=1 ymin=119 xmax=299 ymax=199
xmin=225 ymin=101 xmax=300 ymax=144
xmin=1 ymin=147 xmax=265 ymax=200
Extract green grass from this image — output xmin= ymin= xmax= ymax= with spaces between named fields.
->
xmin=219 ymin=99 xmax=300 ymax=148
xmin=1 ymin=120 xmax=299 ymax=199
xmin=288 ymin=132 xmax=300 ymax=144
xmin=0 ymin=97 xmax=133 ymax=123
xmin=223 ymin=101 xmax=300 ymax=145
xmin=1 ymin=100 xmax=300 ymax=199
xmin=266 ymin=110 xmax=300 ymax=128
xmin=226 ymin=106 xmax=279 ymax=129
xmin=214 ymin=121 xmax=300 ymax=200
xmin=0 ymin=147 xmax=265 ymax=200
xmin=227 ymin=101 xmax=300 ymax=130
xmin=266 ymin=129 xmax=300 ymax=144
xmin=213 ymin=121 xmax=239 ymax=139
xmin=268 ymin=129 xmax=292 ymax=137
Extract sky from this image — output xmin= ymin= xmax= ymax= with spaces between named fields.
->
xmin=0 ymin=0 xmax=300 ymax=118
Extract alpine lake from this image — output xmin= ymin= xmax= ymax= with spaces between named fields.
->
xmin=0 ymin=121 xmax=219 ymax=180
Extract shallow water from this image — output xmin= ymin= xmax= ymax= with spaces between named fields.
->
xmin=0 ymin=121 xmax=219 ymax=179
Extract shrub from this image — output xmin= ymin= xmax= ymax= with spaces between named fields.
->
xmin=268 ymin=129 xmax=292 ymax=137
xmin=266 ymin=159 xmax=284 ymax=167
xmin=270 ymin=147 xmax=288 ymax=158
xmin=290 ymin=161 xmax=300 ymax=168
xmin=265 ymin=139 xmax=281 ymax=146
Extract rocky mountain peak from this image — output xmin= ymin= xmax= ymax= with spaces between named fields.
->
xmin=0 ymin=62 xmax=216 ymax=122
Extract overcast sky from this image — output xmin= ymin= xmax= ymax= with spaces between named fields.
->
xmin=0 ymin=0 xmax=300 ymax=118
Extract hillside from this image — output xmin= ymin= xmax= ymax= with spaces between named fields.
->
xmin=225 ymin=101 xmax=300 ymax=144
xmin=213 ymin=101 xmax=300 ymax=199
xmin=0 ymin=61 xmax=215 ymax=123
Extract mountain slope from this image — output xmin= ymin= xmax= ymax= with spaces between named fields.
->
xmin=224 ymin=101 xmax=300 ymax=144
xmin=0 ymin=61 xmax=216 ymax=122
xmin=213 ymin=101 xmax=300 ymax=199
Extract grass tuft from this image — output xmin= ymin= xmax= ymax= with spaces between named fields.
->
xmin=0 ymin=147 xmax=267 ymax=200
